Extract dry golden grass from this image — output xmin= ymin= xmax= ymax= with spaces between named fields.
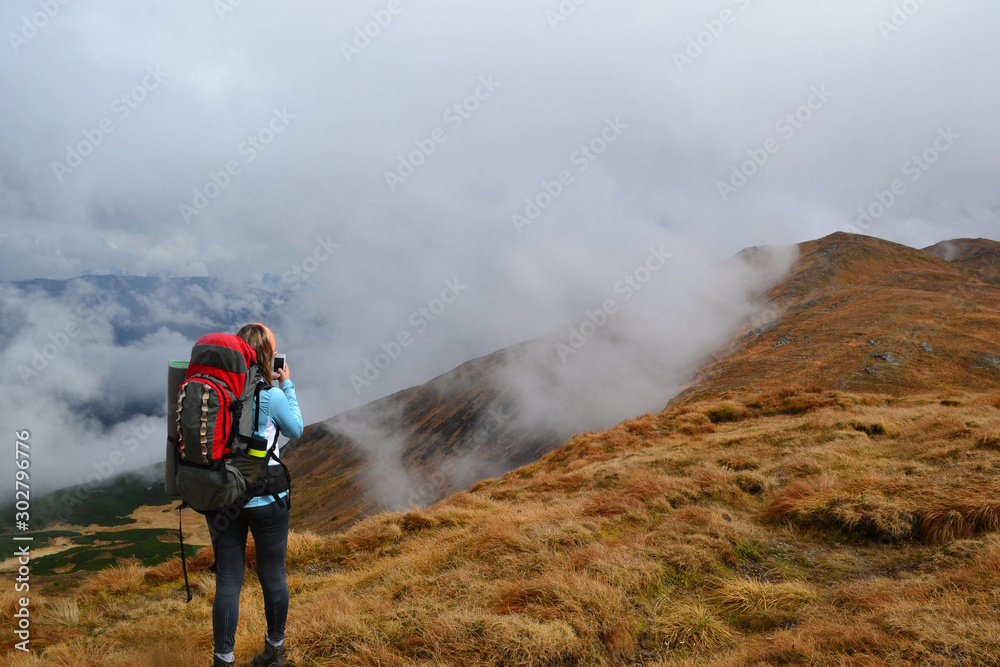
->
xmin=40 ymin=597 xmax=80 ymax=627
xmin=975 ymin=429 xmax=1000 ymax=450
xmin=650 ymin=599 xmax=738 ymax=650
xmin=918 ymin=498 xmax=1000 ymax=544
xmin=9 ymin=389 xmax=1000 ymax=666
xmin=713 ymin=578 xmax=817 ymax=632
xmin=703 ymin=401 xmax=752 ymax=424
xmin=144 ymin=544 xmax=214 ymax=581
xmin=81 ymin=560 xmax=147 ymax=597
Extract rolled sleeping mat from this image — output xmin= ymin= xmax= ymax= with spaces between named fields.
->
xmin=165 ymin=360 xmax=189 ymax=496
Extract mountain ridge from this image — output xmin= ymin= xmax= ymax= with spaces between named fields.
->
xmin=283 ymin=232 xmax=1000 ymax=533
xmin=671 ymin=232 xmax=1000 ymax=405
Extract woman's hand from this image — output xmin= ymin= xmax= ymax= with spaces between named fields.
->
xmin=275 ymin=362 xmax=291 ymax=383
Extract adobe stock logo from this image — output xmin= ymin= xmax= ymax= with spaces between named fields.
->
xmin=556 ymin=246 xmax=672 ymax=362
xmin=7 ymin=0 xmax=72 ymax=53
xmin=878 ymin=0 xmax=933 ymax=40
xmin=340 ymin=0 xmax=409 ymax=63
xmin=17 ymin=274 xmax=134 ymax=385
xmin=511 ymin=117 xmax=628 ymax=234
xmin=179 ymin=108 xmax=293 ymax=223
xmin=545 ymin=0 xmax=591 ymax=32
xmin=846 ymin=127 xmax=959 ymax=234
xmin=384 ymin=76 xmax=501 ymax=193
xmin=349 ymin=278 xmax=469 ymax=395
xmin=716 ymin=85 xmax=833 ymax=202
xmin=214 ymin=0 xmax=244 ymax=21
xmin=52 ymin=66 xmax=167 ymax=182
xmin=673 ymin=0 xmax=755 ymax=73
xmin=281 ymin=236 xmax=340 ymax=292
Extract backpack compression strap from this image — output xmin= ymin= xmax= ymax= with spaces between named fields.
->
xmin=240 ymin=382 xmax=268 ymax=454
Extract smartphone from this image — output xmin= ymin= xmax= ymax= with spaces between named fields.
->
xmin=272 ymin=354 xmax=286 ymax=373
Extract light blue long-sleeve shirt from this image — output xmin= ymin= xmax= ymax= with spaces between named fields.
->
xmin=243 ymin=379 xmax=303 ymax=508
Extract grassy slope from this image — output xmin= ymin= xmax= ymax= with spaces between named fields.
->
xmin=6 ymin=233 xmax=1000 ymax=666
xmin=7 ymin=389 xmax=1000 ymax=666
xmin=924 ymin=238 xmax=1000 ymax=283
xmin=678 ymin=233 xmax=1000 ymax=402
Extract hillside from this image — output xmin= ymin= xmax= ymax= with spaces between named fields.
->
xmin=283 ymin=342 xmax=563 ymax=533
xmin=924 ymin=237 xmax=1000 ymax=283
xmin=7 ymin=232 xmax=1000 ymax=667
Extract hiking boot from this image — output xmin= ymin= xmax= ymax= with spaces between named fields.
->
xmin=211 ymin=657 xmax=234 ymax=667
xmin=253 ymin=640 xmax=287 ymax=667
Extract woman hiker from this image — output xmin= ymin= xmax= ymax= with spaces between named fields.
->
xmin=206 ymin=323 xmax=303 ymax=667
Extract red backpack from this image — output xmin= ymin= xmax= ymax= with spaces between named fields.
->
xmin=170 ymin=333 xmax=288 ymax=514
xmin=176 ymin=333 xmax=258 ymax=466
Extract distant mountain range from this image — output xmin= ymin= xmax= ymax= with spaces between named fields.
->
xmin=1 ymin=274 xmax=285 ymax=346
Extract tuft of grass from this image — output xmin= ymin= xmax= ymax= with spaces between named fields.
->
xmin=840 ymin=420 xmax=888 ymax=437
xmin=918 ymin=499 xmax=1000 ymax=544
xmin=764 ymin=476 xmax=916 ymax=542
xmin=704 ymin=402 xmax=752 ymax=424
xmin=344 ymin=516 xmax=404 ymax=552
xmin=734 ymin=472 xmax=767 ymax=495
xmin=0 ymin=589 xmax=44 ymax=619
xmin=492 ymin=570 xmax=637 ymax=654
xmin=41 ymin=597 xmax=80 ymax=627
xmin=463 ymin=512 xmax=535 ymax=561
xmin=583 ymin=491 xmax=644 ymax=517
xmin=399 ymin=508 xmax=437 ymax=532
xmin=650 ymin=600 xmax=737 ymax=650
xmin=762 ymin=476 xmax=835 ymax=520
xmin=673 ymin=411 xmax=716 ymax=435
xmin=713 ymin=578 xmax=816 ymax=631
xmin=288 ymin=530 xmax=346 ymax=565
xmin=744 ymin=385 xmax=836 ymax=416
xmin=731 ymin=540 xmax=764 ymax=563
xmin=974 ymin=431 xmax=1000 ymax=450
xmin=81 ymin=560 xmax=147 ymax=597
xmin=246 ymin=530 xmax=344 ymax=571
xmin=477 ymin=614 xmax=587 ymax=666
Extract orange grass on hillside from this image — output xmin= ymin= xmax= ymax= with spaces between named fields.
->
xmin=6 ymin=387 xmax=1000 ymax=666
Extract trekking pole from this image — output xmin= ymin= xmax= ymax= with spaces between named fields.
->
xmin=178 ymin=502 xmax=193 ymax=602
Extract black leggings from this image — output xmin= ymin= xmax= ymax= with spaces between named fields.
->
xmin=205 ymin=501 xmax=289 ymax=654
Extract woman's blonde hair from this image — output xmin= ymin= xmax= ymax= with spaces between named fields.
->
xmin=236 ymin=323 xmax=275 ymax=383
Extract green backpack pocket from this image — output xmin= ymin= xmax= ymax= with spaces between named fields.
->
xmin=175 ymin=462 xmax=247 ymax=513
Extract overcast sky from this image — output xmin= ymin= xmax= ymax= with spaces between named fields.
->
xmin=2 ymin=0 xmax=998 ymax=496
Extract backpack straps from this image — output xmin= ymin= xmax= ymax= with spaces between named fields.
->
xmin=252 ymin=381 xmax=264 ymax=434
xmin=261 ymin=427 xmax=291 ymax=509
